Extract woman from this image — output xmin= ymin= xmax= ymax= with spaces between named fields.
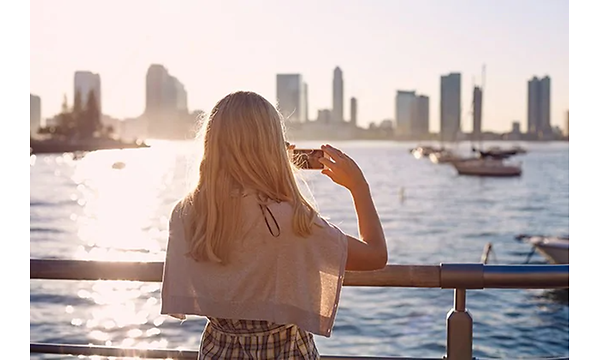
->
xmin=161 ymin=91 xmax=387 ymax=359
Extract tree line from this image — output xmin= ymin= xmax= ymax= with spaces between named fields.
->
xmin=38 ymin=90 xmax=113 ymax=139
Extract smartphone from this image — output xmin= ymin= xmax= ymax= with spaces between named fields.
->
xmin=292 ymin=149 xmax=325 ymax=170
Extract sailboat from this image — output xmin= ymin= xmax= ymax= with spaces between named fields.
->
xmin=429 ymin=92 xmax=463 ymax=164
xmin=452 ymin=66 xmax=523 ymax=177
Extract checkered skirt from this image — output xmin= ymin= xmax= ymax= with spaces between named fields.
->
xmin=199 ymin=317 xmax=320 ymax=359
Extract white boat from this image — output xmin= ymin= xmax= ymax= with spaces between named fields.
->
xmin=429 ymin=150 xmax=470 ymax=164
xmin=453 ymin=158 xmax=522 ymax=177
xmin=411 ymin=146 xmax=441 ymax=159
xmin=518 ymin=235 xmax=569 ymax=264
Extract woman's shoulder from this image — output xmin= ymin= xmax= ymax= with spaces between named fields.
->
xmin=169 ymin=196 xmax=193 ymax=221
xmin=313 ymin=215 xmax=347 ymax=241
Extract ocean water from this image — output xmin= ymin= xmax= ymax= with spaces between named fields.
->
xmin=30 ymin=140 xmax=569 ymax=359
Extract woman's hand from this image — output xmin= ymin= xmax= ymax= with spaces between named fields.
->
xmin=319 ymin=144 xmax=369 ymax=194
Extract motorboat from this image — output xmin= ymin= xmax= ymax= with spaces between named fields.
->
xmin=453 ymin=157 xmax=522 ymax=177
xmin=112 ymin=161 xmax=126 ymax=169
xmin=410 ymin=146 xmax=442 ymax=159
xmin=429 ymin=150 xmax=471 ymax=164
xmin=516 ymin=235 xmax=569 ymax=264
xmin=472 ymin=146 xmax=527 ymax=159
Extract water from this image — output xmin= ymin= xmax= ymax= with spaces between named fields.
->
xmin=30 ymin=140 xmax=569 ymax=359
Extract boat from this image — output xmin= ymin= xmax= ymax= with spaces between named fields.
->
xmin=429 ymin=150 xmax=473 ymax=164
xmin=410 ymin=145 xmax=443 ymax=159
xmin=516 ymin=235 xmax=569 ymax=264
xmin=471 ymin=145 xmax=527 ymax=159
xmin=453 ymin=157 xmax=522 ymax=177
xmin=453 ymin=66 xmax=522 ymax=177
xmin=112 ymin=161 xmax=126 ymax=169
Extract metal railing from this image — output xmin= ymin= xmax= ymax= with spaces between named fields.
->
xmin=30 ymin=259 xmax=569 ymax=360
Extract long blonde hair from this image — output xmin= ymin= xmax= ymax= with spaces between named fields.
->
xmin=184 ymin=91 xmax=318 ymax=263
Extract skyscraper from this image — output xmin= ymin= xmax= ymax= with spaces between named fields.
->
xmin=540 ymin=76 xmax=551 ymax=135
xmin=527 ymin=76 xmax=551 ymax=137
xmin=395 ymin=91 xmax=416 ymax=135
xmin=317 ymin=109 xmax=331 ymax=124
xmin=440 ymin=73 xmax=461 ymax=141
xmin=145 ymin=64 xmax=187 ymax=114
xmin=412 ymin=95 xmax=430 ymax=136
xmin=145 ymin=64 xmax=189 ymax=138
xmin=332 ymin=67 xmax=344 ymax=123
xmin=303 ymin=82 xmax=308 ymax=122
xmin=74 ymin=71 xmax=102 ymax=113
xmin=472 ymin=86 xmax=483 ymax=137
xmin=276 ymin=74 xmax=305 ymax=123
xmin=350 ymin=97 xmax=357 ymax=127
xmin=173 ymin=78 xmax=188 ymax=113
xmin=30 ymin=94 xmax=41 ymax=137
xmin=146 ymin=64 xmax=171 ymax=114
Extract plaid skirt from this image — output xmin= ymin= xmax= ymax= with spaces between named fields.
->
xmin=199 ymin=317 xmax=319 ymax=360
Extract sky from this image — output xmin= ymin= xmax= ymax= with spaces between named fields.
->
xmin=30 ymin=0 xmax=568 ymax=132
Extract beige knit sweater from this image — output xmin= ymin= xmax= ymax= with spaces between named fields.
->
xmin=160 ymin=195 xmax=348 ymax=337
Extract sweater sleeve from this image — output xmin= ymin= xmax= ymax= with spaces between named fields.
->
xmin=160 ymin=200 xmax=187 ymax=321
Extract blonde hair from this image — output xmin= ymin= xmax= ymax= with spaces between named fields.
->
xmin=183 ymin=91 xmax=318 ymax=263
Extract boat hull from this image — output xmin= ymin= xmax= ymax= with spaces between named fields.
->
xmin=534 ymin=244 xmax=569 ymax=264
xmin=453 ymin=159 xmax=522 ymax=177
xmin=528 ymin=237 xmax=569 ymax=264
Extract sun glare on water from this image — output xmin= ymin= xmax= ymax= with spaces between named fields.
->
xmin=48 ymin=142 xmax=201 ymax=349
xmin=69 ymin=144 xmax=188 ymax=262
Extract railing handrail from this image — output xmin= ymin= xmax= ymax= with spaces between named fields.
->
xmin=30 ymin=343 xmax=433 ymax=360
xmin=30 ymin=259 xmax=569 ymax=289
xmin=30 ymin=259 xmax=569 ymax=359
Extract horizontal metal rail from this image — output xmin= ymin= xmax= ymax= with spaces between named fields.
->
xmin=30 ymin=343 xmax=432 ymax=360
xmin=30 ymin=259 xmax=569 ymax=289
xmin=30 ymin=259 xmax=569 ymax=360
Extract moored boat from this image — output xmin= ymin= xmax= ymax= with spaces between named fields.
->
xmin=410 ymin=145 xmax=443 ymax=159
xmin=516 ymin=235 xmax=569 ymax=264
xmin=453 ymin=157 xmax=522 ymax=177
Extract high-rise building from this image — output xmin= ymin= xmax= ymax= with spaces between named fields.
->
xmin=564 ymin=110 xmax=569 ymax=137
xmin=350 ymin=97 xmax=357 ymax=127
xmin=145 ymin=64 xmax=189 ymax=138
xmin=317 ymin=109 xmax=331 ymax=124
xmin=527 ymin=76 xmax=551 ymax=137
xmin=173 ymin=77 xmax=188 ymax=113
xmin=512 ymin=121 xmax=521 ymax=134
xmin=412 ymin=95 xmax=430 ymax=136
xmin=303 ymin=83 xmax=308 ymax=122
xmin=440 ymin=73 xmax=461 ymax=141
xmin=472 ymin=86 xmax=483 ymax=137
xmin=74 ymin=71 xmax=102 ymax=113
xmin=146 ymin=64 xmax=173 ymax=114
xmin=276 ymin=74 xmax=305 ymax=123
xmin=332 ymin=67 xmax=344 ymax=123
xmin=145 ymin=64 xmax=187 ymax=114
xmin=30 ymin=94 xmax=41 ymax=137
xmin=395 ymin=91 xmax=416 ymax=135
xmin=540 ymin=76 xmax=551 ymax=135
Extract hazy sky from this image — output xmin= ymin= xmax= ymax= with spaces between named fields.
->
xmin=30 ymin=0 xmax=568 ymax=132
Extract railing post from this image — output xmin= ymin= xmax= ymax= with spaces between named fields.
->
xmin=446 ymin=289 xmax=472 ymax=360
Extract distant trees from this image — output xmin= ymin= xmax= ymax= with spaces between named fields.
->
xmin=80 ymin=90 xmax=102 ymax=138
xmin=40 ymin=90 xmax=104 ymax=139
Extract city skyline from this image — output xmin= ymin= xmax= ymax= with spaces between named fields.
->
xmin=30 ymin=0 xmax=568 ymax=132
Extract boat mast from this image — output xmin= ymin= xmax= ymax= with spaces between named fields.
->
xmin=480 ymin=64 xmax=485 ymax=150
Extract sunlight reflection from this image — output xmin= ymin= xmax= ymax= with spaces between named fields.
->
xmin=73 ymin=279 xmax=167 ymax=348
xmin=70 ymin=147 xmax=178 ymax=261
xmin=56 ymin=143 xmax=201 ymax=350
